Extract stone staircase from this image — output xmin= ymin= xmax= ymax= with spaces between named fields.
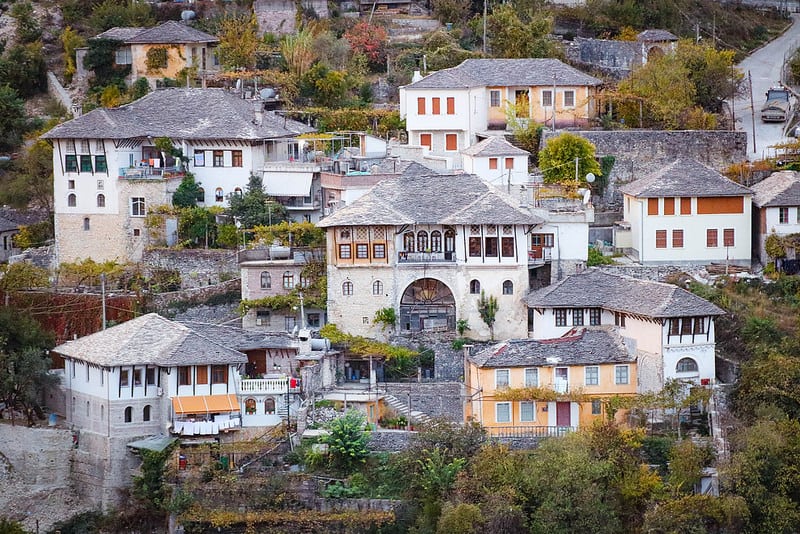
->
xmin=383 ymin=394 xmax=433 ymax=425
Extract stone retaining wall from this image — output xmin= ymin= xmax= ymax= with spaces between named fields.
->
xmin=0 ymin=425 xmax=74 ymax=485
xmin=367 ymin=430 xmax=416 ymax=451
xmin=142 ymin=248 xmax=239 ymax=289
xmin=148 ymin=278 xmax=241 ymax=315
xmin=380 ymin=382 xmax=463 ymax=421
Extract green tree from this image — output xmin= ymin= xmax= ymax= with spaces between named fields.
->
xmin=132 ymin=446 xmax=174 ymax=513
xmin=83 ymin=39 xmax=129 ymax=88
xmin=437 ymin=503 xmax=484 ymax=534
xmin=430 ymin=0 xmax=472 ymax=25
xmin=0 ymin=518 xmax=27 ymax=534
xmin=228 ymin=174 xmax=288 ymax=229
xmin=1 ymin=139 xmax=54 ymax=213
xmin=178 ymin=207 xmax=218 ymax=248
xmin=484 ymin=4 xmax=558 ymax=59
xmin=172 ymin=174 xmax=203 ymax=208
xmin=477 ymin=290 xmax=499 ymax=340
xmin=216 ymin=14 xmax=260 ymax=70
xmin=10 ymin=1 xmax=42 ymax=44
xmin=320 ymin=409 xmax=370 ymax=472
xmin=281 ymin=29 xmax=316 ymax=79
xmin=0 ymin=263 xmax=50 ymax=292
xmin=538 ymin=132 xmax=603 ymax=188
xmin=675 ymin=40 xmax=743 ymax=113
xmin=89 ymin=0 xmax=155 ymax=33
xmin=300 ymin=63 xmax=356 ymax=108
xmin=61 ymin=26 xmax=87 ymax=84
xmin=642 ymin=494 xmax=749 ymax=534
xmin=0 ymin=86 xmax=28 ymax=153
xmin=0 ymin=41 xmax=48 ymax=98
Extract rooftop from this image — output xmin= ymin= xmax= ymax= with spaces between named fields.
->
xmin=52 ymin=313 xmax=248 ymax=367
xmin=524 ymin=268 xmax=725 ymax=318
xmin=94 ymin=21 xmax=218 ymax=44
xmin=461 ymin=136 xmax=530 ymax=157
xmin=177 ymin=320 xmax=297 ymax=351
xmin=618 ymin=159 xmax=752 ymax=198
xmin=0 ymin=215 xmax=18 ymax=233
xmin=404 ymin=58 xmax=602 ymax=89
xmin=751 ymin=170 xmax=800 ymax=207
xmin=317 ymin=173 xmax=544 ymax=227
xmin=470 ymin=328 xmax=635 ymax=368
xmin=42 ymin=88 xmax=315 ymax=141
xmin=637 ymin=29 xmax=679 ymax=42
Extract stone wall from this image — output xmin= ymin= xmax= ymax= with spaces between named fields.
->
xmin=367 ymin=430 xmax=417 ymax=451
xmin=389 ymin=335 xmax=493 ymax=382
xmin=148 ymin=278 xmax=241 ymax=315
xmin=0 ymin=426 xmax=74 ymax=485
xmin=142 ymin=248 xmax=239 ymax=289
xmin=541 ymin=130 xmax=748 ymax=207
xmin=381 ymin=382 xmax=464 ymax=421
xmin=596 ymin=264 xmax=685 ymax=281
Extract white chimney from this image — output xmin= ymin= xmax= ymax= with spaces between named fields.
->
xmin=412 ymin=70 xmax=423 ymax=83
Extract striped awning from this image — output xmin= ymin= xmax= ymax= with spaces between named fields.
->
xmin=171 ymin=394 xmax=240 ymax=414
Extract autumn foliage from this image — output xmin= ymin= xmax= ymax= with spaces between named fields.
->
xmin=343 ymin=21 xmax=388 ymax=70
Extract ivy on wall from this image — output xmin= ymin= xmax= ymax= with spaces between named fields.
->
xmin=146 ymin=47 xmax=169 ymax=72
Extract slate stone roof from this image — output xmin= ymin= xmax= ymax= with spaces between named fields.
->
xmin=94 ymin=27 xmax=148 ymax=41
xmin=52 ymin=313 xmax=247 ymax=367
xmin=125 ymin=21 xmax=218 ymax=44
xmin=0 ymin=207 xmax=49 ymax=227
xmin=524 ymin=268 xmax=725 ymax=318
xmin=405 ymin=59 xmax=602 ymax=89
xmin=317 ymin=173 xmax=544 ymax=227
xmin=370 ymin=158 xmax=438 ymax=176
xmin=470 ymin=327 xmax=635 ymax=368
xmin=637 ymin=29 xmax=679 ymax=42
xmin=178 ymin=320 xmax=296 ymax=351
xmin=42 ymin=89 xmax=315 ymax=141
xmin=618 ymin=159 xmax=752 ymax=198
xmin=461 ymin=136 xmax=530 ymax=157
xmin=751 ymin=170 xmax=800 ymax=207
xmin=0 ymin=216 xmax=18 ymax=233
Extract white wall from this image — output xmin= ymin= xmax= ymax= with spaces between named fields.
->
xmin=462 ymin=153 xmax=528 ymax=185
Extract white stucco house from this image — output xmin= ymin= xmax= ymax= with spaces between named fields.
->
xmin=750 ymin=170 xmax=800 ymax=270
xmin=399 ymin=58 xmax=602 ymax=166
xmin=461 ymin=136 xmax=530 ymax=185
xmin=616 ymin=159 xmax=753 ymax=265
xmin=41 ymin=88 xmax=315 ymax=265
xmin=524 ymin=268 xmax=725 ymax=391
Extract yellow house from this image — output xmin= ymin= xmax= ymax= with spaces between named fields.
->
xmin=464 ymin=327 xmax=637 ymax=436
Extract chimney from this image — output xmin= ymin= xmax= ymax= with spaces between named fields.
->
xmin=253 ymin=102 xmax=263 ymax=126
xmin=411 ymin=70 xmax=423 ymax=83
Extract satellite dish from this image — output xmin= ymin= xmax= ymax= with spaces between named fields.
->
xmin=181 ymin=10 xmax=196 ymax=21
xmin=260 ymin=88 xmax=276 ymax=100
xmin=585 ymin=172 xmax=596 ymax=183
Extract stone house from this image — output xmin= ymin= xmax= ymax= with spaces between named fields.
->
xmin=318 ymin=172 xmax=567 ymax=342
xmin=399 ymin=58 xmax=602 ymax=166
xmin=41 ymin=88 xmax=314 ymax=265
xmin=524 ymin=268 xmax=724 ymax=392
xmin=750 ymin=170 xmax=800 ymax=270
xmin=461 ymin=136 xmax=530 ymax=185
xmin=615 ymin=159 xmax=753 ymax=265
xmin=564 ymin=29 xmax=679 ymax=79
xmin=85 ymin=21 xmax=220 ymax=89
xmin=465 ymin=327 xmax=637 ymax=434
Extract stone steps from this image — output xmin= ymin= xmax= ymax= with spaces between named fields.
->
xmin=383 ymin=394 xmax=433 ymax=424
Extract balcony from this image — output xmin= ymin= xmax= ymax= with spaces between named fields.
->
xmin=262 ymin=161 xmax=321 ymax=173
xmin=397 ymin=251 xmax=456 ymax=263
xmin=119 ymin=166 xmax=185 ymax=180
xmin=528 ymin=247 xmax=553 ymax=265
xmin=552 ymin=379 xmax=569 ymax=394
xmin=239 ymin=376 xmax=301 ymax=395
xmin=491 ymin=425 xmax=575 ymax=438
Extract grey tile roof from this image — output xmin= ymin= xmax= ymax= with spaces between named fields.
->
xmin=371 ymin=158 xmax=439 ymax=176
xmin=52 ymin=313 xmax=247 ymax=367
xmin=524 ymin=268 xmax=725 ymax=318
xmin=405 ymin=58 xmax=602 ymax=89
xmin=42 ymin=88 xmax=315 ymax=141
xmin=751 ymin=170 xmax=800 ymax=207
xmin=0 ymin=216 xmax=18 ymax=233
xmin=470 ymin=327 xmax=635 ymax=368
xmin=178 ymin=320 xmax=296 ymax=350
xmin=317 ymin=173 xmax=544 ymax=227
xmin=125 ymin=21 xmax=218 ymax=44
xmin=0 ymin=207 xmax=49 ymax=227
xmin=618 ymin=159 xmax=752 ymax=198
xmin=637 ymin=29 xmax=679 ymax=42
xmin=94 ymin=27 xmax=147 ymax=41
xmin=461 ymin=136 xmax=530 ymax=157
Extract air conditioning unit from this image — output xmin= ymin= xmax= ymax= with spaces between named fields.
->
xmin=156 ymin=387 xmax=163 ymax=396
xmin=256 ymin=318 xmax=263 ymax=326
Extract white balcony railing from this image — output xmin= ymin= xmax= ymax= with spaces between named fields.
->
xmin=553 ymin=379 xmax=569 ymax=394
xmin=239 ymin=377 xmax=301 ymax=394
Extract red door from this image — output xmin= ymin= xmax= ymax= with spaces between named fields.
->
xmin=556 ymin=402 xmax=571 ymax=427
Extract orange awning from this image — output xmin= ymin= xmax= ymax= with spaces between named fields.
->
xmin=172 ymin=394 xmax=240 ymax=414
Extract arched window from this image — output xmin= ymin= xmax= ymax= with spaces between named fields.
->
xmin=431 ymin=231 xmax=442 ymax=252
xmin=68 ymin=193 xmax=77 ymax=207
xmin=245 ymin=398 xmax=256 ymax=415
xmin=342 ymin=281 xmax=353 ymax=296
xmin=283 ymin=271 xmax=294 ymax=289
xmin=676 ymin=357 xmax=699 ymax=373
xmin=469 ymin=279 xmax=481 ymax=294
xmin=300 ymin=274 xmax=311 ymax=288
xmin=403 ymin=232 xmax=415 ymax=252
xmin=417 ymin=231 xmax=429 ymax=252
xmin=373 ymin=280 xmax=383 ymax=295
xmin=124 ymin=406 xmax=132 ymax=423
xmin=196 ymin=187 xmax=205 ymax=203
xmin=502 ymin=280 xmax=514 ymax=295
xmin=97 ymin=193 xmax=105 ymax=207
xmin=83 ymin=217 xmax=90 ymax=231
xmin=444 ymin=229 xmax=455 ymax=252
xmin=215 ymin=187 xmax=224 ymax=202
xmin=143 ymin=405 xmax=151 ymax=422
xmin=265 ymin=398 xmax=275 ymax=414
xmin=260 ymin=271 xmax=271 ymax=289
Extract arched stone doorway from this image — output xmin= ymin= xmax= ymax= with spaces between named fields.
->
xmin=399 ymin=278 xmax=456 ymax=332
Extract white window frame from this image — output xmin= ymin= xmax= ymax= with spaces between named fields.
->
xmin=615 ymin=365 xmax=630 ymax=385
xmin=520 ymin=401 xmax=536 ymax=422
xmin=130 ymin=197 xmax=146 ymax=217
xmin=541 ymin=89 xmax=553 ymax=108
xmin=524 ymin=368 xmax=538 ymax=387
xmin=585 ymin=365 xmax=599 ymax=386
xmin=563 ymin=90 xmax=575 ymax=108
xmin=495 ymin=369 xmax=510 ymax=388
xmin=490 ymin=90 xmax=501 ymax=107
xmin=495 ymin=402 xmax=511 ymax=423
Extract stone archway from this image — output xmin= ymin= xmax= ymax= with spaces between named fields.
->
xmin=399 ymin=278 xmax=456 ymax=333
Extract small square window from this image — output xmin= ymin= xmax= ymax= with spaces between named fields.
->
xmin=563 ymin=90 xmax=575 ymax=107
xmin=520 ymin=401 xmax=535 ymax=422
xmin=373 ymin=243 xmax=385 ymax=259
xmin=555 ymin=309 xmax=567 ymax=327
xmin=490 ymin=90 xmax=501 ymax=107
xmin=585 ymin=366 xmax=599 ymax=386
xmin=495 ymin=369 xmax=510 ymax=388
xmin=130 ymin=197 xmax=146 ymax=217
xmin=356 ymin=243 xmax=369 ymax=259
xmin=339 ymin=244 xmax=351 ymax=259
xmin=119 ymin=369 xmax=130 ymax=387
xmin=524 ymin=368 xmax=538 ymax=387
xmin=615 ymin=365 xmax=629 ymax=385
xmin=133 ymin=228 xmax=141 ymax=237
xmin=591 ymin=400 xmax=602 ymax=415
xmin=589 ymin=308 xmax=601 ymax=325
xmin=496 ymin=402 xmax=511 ymax=423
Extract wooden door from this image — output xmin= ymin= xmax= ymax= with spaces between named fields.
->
xmin=556 ymin=402 xmax=571 ymax=427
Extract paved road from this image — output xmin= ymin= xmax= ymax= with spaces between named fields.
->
xmin=734 ymin=14 xmax=800 ymax=160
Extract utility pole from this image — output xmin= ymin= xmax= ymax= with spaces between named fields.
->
xmin=100 ymin=273 xmax=107 ymax=330
xmin=552 ymin=75 xmax=557 ymax=133
xmin=749 ymin=70 xmax=757 ymax=154
xmin=482 ymin=0 xmax=487 ymax=55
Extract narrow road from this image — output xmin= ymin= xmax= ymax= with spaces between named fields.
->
xmin=734 ymin=14 xmax=800 ymax=160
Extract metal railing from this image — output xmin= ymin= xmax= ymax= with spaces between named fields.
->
xmin=491 ymin=425 xmax=575 ymax=438
xmin=239 ymin=377 xmax=301 ymax=394
xmin=119 ymin=166 xmax=185 ymax=180
xmin=397 ymin=251 xmax=456 ymax=263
